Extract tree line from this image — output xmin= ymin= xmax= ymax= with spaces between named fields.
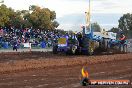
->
xmin=109 ymin=13 xmax=132 ymax=38
xmin=0 ymin=4 xmax=59 ymax=30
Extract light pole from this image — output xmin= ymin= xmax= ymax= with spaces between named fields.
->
xmin=85 ymin=0 xmax=91 ymax=34
xmin=89 ymin=0 xmax=91 ymax=24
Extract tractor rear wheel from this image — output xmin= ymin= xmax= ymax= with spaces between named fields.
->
xmin=101 ymin=38 xmax=109 ymax=52
xmin=53 ymin=45 xmax=58 ymax=54
xmin=88 ymin=41 xmax=94 ymax=55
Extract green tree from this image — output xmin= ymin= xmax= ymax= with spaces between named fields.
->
xmin=29 ymin=5 xmax=39 ymax=11
xmin=0 ymin=4 xmax=10 ymax=27
xmin=29 ymin=5 xmax=58 ymax=30
xmin=118 ymin=13 xmax=132 ymax=38
xmin=0 ymin=0 xmax=4 ymax=3
xmin=91 ymin=22 xmax=101 ymax=32
xmin=52 ymin=21 xmax=59 ymax=28
xmin=0 ymin=4 xmax=22 ymax=28
xmin=0 ymin=4 xmax=59 ymax=30
xmin=9 ymin=10 xmax=23 ymax=28
xmin=109 ymin=27 xmax=119 ymax=33
xmin=50 ymin=11 xmax=56 ymax=21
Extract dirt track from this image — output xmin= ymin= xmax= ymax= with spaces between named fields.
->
xmin=0 ymin=52 xmax=132 ymax=88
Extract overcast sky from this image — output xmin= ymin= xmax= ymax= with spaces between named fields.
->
xmin=2 ymin=0 xmax=132 ymax=31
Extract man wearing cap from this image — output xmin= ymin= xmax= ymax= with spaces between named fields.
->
xmin=119 ymin=33 xmax=126 ymax=44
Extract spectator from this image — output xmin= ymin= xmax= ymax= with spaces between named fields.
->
xmin=0 ymin=26 xmax=67 ymax=49
xmin=13 ymin=41 xmax=18 ymax=51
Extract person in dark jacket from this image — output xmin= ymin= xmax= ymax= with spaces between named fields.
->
xmin=13 ymin=41 xmax=18 ymax=51
xmin=119 ymin=33 xmax=126 ymax=44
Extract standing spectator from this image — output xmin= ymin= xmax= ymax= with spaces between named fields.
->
xmin=13 ymin=40 xmax=18 ymax=51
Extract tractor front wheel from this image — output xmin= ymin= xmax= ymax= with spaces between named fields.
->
xmin=66 ymin=46 xmax=77 ymax=55
xmin=71 ymin=46 xmax=77 ymax=54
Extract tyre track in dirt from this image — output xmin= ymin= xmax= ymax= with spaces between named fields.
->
xmin=0 ymin=53 xmax=131 ymax=74
xmin=0 ymin=57 xmax=132 ymax=88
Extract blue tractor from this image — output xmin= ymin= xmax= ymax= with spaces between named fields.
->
xmin=53 ymin=0 xmax=128 ymax=55
xmin=53 ymin=26 xmax=128 ymax=55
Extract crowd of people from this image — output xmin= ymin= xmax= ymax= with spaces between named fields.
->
xmin=0 ymin=27 xmax=65 ymax=50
